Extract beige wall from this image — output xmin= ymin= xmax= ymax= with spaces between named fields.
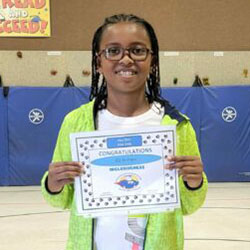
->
xmin=1 ymin=1 xmax=250 ymax=87
xmin=1 ymin=0 xmax=250 ymax=51
xmin=0 ymin=51 xmax=250 ymax=87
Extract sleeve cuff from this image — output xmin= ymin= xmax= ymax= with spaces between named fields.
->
xmin=45 ymin=176 xmax=63 ymax=195
xmin=184 ymin=178 xmax=203 ymax=191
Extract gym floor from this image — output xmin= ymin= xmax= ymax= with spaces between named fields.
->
xmin=0 ymin=182 xmax=250 ymax=250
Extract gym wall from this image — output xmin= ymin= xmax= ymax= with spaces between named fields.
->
xmin=1 ymin=0 xmax=250 ymax=86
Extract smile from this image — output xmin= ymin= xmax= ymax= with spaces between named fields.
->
xmin=115 ymin=70 xmax=137 ymax=76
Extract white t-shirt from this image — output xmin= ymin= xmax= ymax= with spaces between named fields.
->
xmin=94 ymin=102 xmax=164 ymax=250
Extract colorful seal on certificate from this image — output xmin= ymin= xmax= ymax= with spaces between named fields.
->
xmin=115 ymin=173 xmax=141 ymax=191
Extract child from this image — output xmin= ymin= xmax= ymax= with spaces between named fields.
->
xmin=41 ymin=13 xmax=207 ymax=250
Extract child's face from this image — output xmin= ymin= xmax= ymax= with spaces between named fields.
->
xmin=98 ymin=22 xmax=152 ymax=97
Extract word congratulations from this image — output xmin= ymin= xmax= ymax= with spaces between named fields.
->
xmin=99 ymin=147 xmax=152 ymax=157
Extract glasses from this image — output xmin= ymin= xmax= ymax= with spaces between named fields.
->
xmin=98 ymin=46 xmax=153 ymax=61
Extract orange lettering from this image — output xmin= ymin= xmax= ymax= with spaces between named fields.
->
xmin=20 ymin=20 xmax=29 ymax=33
xmin=0 ymin=20 xmax=45 ymax=35
xmin=40 ymin=20 xmax=47 ymax=33
xmin=12 ymin=20 xmax=21 ymax=33
xmin=15 ymin=0 xmax=23 ymax=8
xmin=22 ymin=0 xmax=35 ymax=8
xmin=2 ymin=0 xmax=14 ymax=8
xmin=3 ymin=20 xmax=12 ymax=33
xmin=0 ymin=21 xmax=3 ymax=33
xmin=29 ymin=21 xmax=39 ymax=33
xmin=35 ymin=0 xmax=46 ymax=9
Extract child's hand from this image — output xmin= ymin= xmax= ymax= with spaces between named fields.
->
xmin=166 ymin=156 xmax=203 ymax=188
xmin=47 ymin=162 xmax=84 ymax=193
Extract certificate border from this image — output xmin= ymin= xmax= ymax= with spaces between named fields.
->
xmin=71 ymin=126 xmax=179 ymax=216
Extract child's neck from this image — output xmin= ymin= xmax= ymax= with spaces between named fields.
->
xmin=106 ymin=93 xmax=150 ymax=117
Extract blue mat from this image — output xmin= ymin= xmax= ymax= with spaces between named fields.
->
xmin=0 ymin=86 xmax=249 ymax=185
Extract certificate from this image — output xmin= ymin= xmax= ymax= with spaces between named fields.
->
xmin=70 ymin=126 xmax=180 ymax=217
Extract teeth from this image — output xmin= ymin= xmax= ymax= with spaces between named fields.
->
xmin=117 ymin=71 xmax=135 ymax=76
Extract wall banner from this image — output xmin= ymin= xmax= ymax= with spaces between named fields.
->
xmin=0 ymin=0 xmax=50 ymax=37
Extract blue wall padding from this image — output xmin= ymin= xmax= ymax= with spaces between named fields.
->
xmin=6 ymin=87 xmax=89 ymax=185
xmin=161 ymin=87 xmax=201 ymax=143
xmin=0 ymin=86 xmax=249 ymax=185
xmin=199 ymin=87 xmax=250 ymax=181
xmin=0 ymin=88 xmax=9 ymax=185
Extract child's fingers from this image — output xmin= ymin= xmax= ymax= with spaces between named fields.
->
xmin=49 ymin=162 xmax=84 ymax=175
xmin=167 ymin=155 xmax=199 ymax=162
xmin=166 ymin=156 xmax=202 ymax=171
xmin=58 ymin=178 xmax=75 ymax=186
xmin=50 ymin=161 xmax=84 ymax=169
xmin=54 ymin=165 xmax=84 ymax=175
xmin=56 ymin=170 xmax=83 ymax=181
xmin=178 ymin=166 xmax=203 ymax=175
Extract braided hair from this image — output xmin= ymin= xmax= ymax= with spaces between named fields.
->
xmin=90 ymin=14 xmax=164 ymax=109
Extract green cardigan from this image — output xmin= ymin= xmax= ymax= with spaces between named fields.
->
xmin=41 ymin=100 xmax=207 ymax=250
